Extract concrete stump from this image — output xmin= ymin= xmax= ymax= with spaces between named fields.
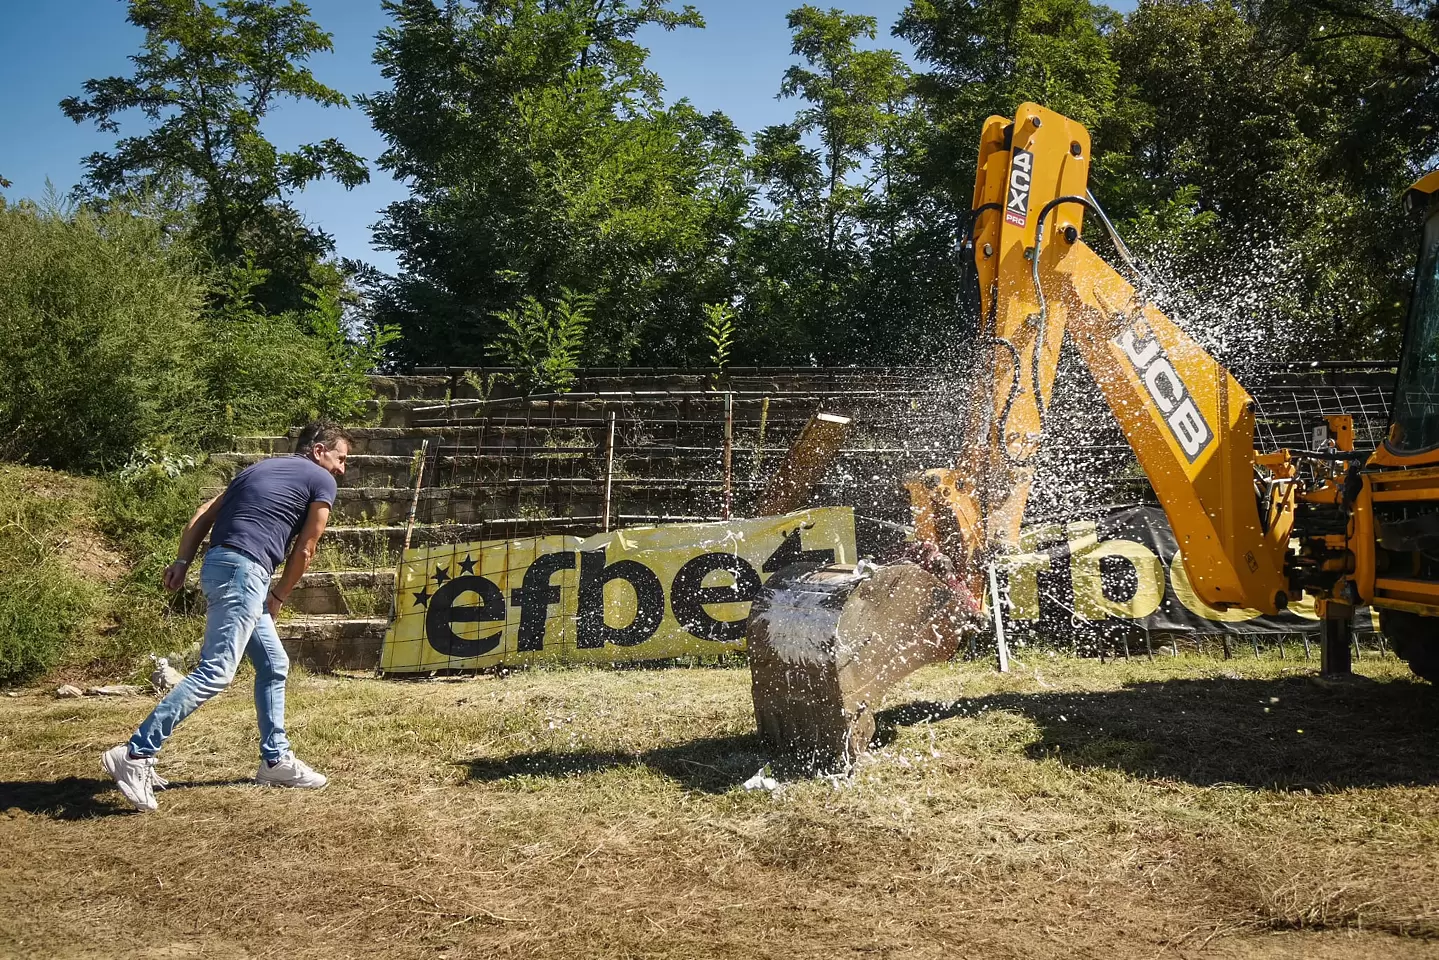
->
xmin=747 ymin=562 xmax=966 ymax=774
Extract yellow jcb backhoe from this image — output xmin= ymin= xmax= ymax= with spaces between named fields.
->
xmin=746 ymin=103 xmax=1439 ymax=773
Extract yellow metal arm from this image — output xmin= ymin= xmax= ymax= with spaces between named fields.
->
xmin=910 ymin=103 xmax=1296 ymax=614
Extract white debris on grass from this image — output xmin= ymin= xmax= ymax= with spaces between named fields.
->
xmin=742 ymin=764 xmax=781 ymax=793
xmin=150 ymin=655 xmax=184 ymax=694
xmin=86 ymin=685 xmax=146 ymax=697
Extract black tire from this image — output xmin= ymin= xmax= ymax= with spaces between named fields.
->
xmin=1379 ymin=609 xmax=1439 ymax=682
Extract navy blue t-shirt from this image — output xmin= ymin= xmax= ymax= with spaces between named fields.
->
xmin=209 ymin=456 xmax=338 ymax=574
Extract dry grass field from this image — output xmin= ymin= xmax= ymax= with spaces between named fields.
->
xmin=1 ymin=653 xmax=1436 ymax=960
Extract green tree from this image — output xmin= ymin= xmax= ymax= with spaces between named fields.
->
xmin=897 ymin=0 xmax=1123 ymax=208
xmin=739 ymin=6 xmax=931 ymax=363
xmin=0 ymin=199 xmax=206 ymax=469
xmin=61 ymin=0 xmax=369 ymax=316
xmin=1105 ymin=0 xmax=1439 ymax=358
xmin=361 ymin=0 xmax=749 ymax=368
xmin=894 ymin=0 xmax=1439 ymax=359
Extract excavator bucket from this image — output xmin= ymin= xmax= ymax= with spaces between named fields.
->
xmin=747 ymin=562 xmax=970 ymax=774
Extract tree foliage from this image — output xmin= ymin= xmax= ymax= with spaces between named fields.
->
xmin=1100 ymin=0 xmax=1439 ymax=357
xmin=347 ymin=0 xmax=1439 ymax=369
xmin=489 ymin=287 xmax=594 ymax=394
xmin=361 ymin=0 xmax=748 ymax=368
xmin=61 ymin=0 xmax=369 ymax=316
xmin=37 ymin=0 xmax=1439 ymax=379
xmin=736 ymin=6 xmax=933 ymax=363
xmin=896 ymin=0 xmax=1439 ymax=361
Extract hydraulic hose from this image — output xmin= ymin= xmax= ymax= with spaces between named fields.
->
xmin=1025 ymin=193 xmax=1152 ymax=435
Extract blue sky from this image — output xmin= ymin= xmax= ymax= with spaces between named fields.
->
xmin=0 ymin=0 xmax=1132 ymax=273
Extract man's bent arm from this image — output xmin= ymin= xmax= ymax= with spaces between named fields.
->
xmin=269 ymin=502 xmax=332 ymax=610
xmin=163 ymin=494 xmax=225 ymax=592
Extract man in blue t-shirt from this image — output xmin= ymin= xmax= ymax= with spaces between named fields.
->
xmin=102 ymin=422 xmax=351 ymax=812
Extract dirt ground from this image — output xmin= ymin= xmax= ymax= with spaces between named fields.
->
xmin=1 ymin=653 xmax=1436 ymax=959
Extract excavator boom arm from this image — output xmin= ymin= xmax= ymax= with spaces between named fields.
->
xmin=913 ymin=103 xmax=1295 ymax=613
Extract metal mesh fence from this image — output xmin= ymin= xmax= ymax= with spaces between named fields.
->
xmin=395 ymin=362 xmax=1398 ymax=538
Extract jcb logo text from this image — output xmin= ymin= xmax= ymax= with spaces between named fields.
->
xmin=1117 ymin=321 xmax=1214 ymax=463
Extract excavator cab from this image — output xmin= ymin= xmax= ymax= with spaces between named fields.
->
xmin=1342 ymin=171 xmax=1439 ymax=681
xmin=1386 ymin=173 xmax=1439 ymax=457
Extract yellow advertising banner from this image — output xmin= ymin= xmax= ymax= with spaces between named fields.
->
xmin=380 ymin=508 xmax=857 ymax=673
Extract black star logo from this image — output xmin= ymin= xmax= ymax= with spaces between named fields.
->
xmin=432 ymin=564 xmax=451 ymax=585
xmin=412 ymin=587 xmax=432 ymax=608
xmin=458 ymin=554 xmax=477 ymax=576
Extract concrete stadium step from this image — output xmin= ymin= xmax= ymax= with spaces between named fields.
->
xmin=407 ymin=391 xmax=947 ymax=427
xmin=229 ymin=424 xmax=893 ymax=459
xmin=366 ymin=375 xmax=452 ymax=400
xmin=330 ymin=482 xmax=753 ymax=524
xmin=361 ymin=399 xmax=462 ymax=428
xmin=231 ymin=392 xmax=951 ymax=438
xmin=184 ymin=570 xmax=397 ymax=617
xmin=420 ymin=366 xmax=947 ymax=400
xmin=276 ymin=615 xmax=386 ymax=672
xmin=282 ymin=570 xmax=394 ymax=617
xmin=213 ymin=445 xmax=945 ymax=489
xmin=318 ymin=513 xmax=732 ymax=555
xmin=212 ymin=452 xmax=422 ymax=487
xmin=231 ymin=405 xmax=964 ymax=457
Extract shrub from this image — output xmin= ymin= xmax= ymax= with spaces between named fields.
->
xmin=490 ymin=288 xmax=593 ymax=394
xmin=0 ymin=201 xmax=393 ymax=470
xmin=200 ymin=260 xmax=397 ymax=442
xmin=90 ymin=463 xmax=214 ymax=672
xmin=0 ymin=468 xmax=101 ymax=685
xmin=97 ymin=459 xmax=213 ymax=586
xmin=0 ymin=200 xmax=209 ymax=471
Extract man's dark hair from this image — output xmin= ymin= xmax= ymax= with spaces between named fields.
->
xmin=294 ymin=421 xmax=352 ymax=455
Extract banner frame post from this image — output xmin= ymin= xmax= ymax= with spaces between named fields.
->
xmin=602 ymin=410 xmax=616 ymax=533
xmin=988 ymin=562 xmax=1010 ymax=674
xmin=402 ymin=439 xmax=430 ymax=555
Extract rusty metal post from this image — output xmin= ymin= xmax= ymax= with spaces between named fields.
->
xmin=402 ymin=439 xmax=430 ymax=554
xmin=722 ymin=391 xmax=733 ymax=521
xmin=387 ymin=439 xmax=431 ymax=629
xmin=602 ymin=410 xmax=616 ymax=533
xmin=1319 ymin=600 xmax=1354 ymax=677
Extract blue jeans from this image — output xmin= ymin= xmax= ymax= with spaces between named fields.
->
xmin=130 ymin=547 xmax=292 ymax=764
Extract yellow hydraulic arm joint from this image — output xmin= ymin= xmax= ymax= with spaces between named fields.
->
xmin=909 ymin=103 xmax=1296 ymax=614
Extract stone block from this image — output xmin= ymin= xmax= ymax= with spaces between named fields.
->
xmin=747 ymin=562 xmax=965 ymax=775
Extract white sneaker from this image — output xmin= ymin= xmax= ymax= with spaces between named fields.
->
xmin=255 ymin=752 xmax=328 ymax=789
xmin=100 ymin=744 xmax=159 ymax=812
